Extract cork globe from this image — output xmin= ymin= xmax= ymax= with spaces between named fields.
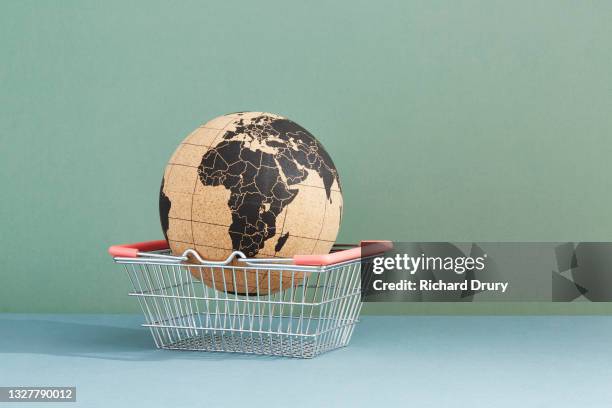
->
xmin=159 ymin=112 xmax=343 ymax=295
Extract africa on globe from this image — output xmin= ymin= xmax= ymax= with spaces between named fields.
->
xmin=159 ymin=112 xmax=343 ymax=294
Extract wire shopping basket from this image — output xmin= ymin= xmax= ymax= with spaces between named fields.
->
xmin=108 ymin=240 xmax=391 ymax=358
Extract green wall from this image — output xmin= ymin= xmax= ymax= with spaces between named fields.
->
xmin=2 ymin=0 xmax=612 ymax=314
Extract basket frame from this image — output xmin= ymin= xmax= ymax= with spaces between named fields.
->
xmin=112 ymin=243 xmax=376 ymax=358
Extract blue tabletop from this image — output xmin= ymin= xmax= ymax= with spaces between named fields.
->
xmin=1 ymin=314 xmax=611 ymax=407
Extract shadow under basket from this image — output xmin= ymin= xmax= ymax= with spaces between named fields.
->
xmin=108 ymin=240 xmax=391 ymax=358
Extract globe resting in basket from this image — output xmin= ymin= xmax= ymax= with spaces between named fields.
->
xmin=159 ymin=112 xmax=343 ymax=295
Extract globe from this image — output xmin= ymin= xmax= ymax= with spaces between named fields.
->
xmin=159 ymin=112 xmax=343 ymax=295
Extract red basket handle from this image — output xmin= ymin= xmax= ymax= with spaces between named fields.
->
xmin=108 ymin=239 xmax=392 ymax=265
xmin=293 ymin=240 xmax=393 ymax=266
xmin=108 ymin=240 xmax=169 ymax=258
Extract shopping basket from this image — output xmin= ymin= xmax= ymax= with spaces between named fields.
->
xmin=108 ymin=240 xmax=391 ymax=358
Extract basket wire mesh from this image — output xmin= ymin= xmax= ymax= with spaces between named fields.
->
xmin=114 ymin=246 xmax=363 ymax=358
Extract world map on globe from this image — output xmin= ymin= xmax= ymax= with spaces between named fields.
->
xmin=159 ymin=112 xmax=343 ymax=263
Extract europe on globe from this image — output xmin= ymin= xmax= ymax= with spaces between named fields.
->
xmin=159 ymin=112 xmax=343 ymax=294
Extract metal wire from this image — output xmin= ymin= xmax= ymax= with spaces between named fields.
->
xmin=115 ymin=249 xmax=363 ymax=358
